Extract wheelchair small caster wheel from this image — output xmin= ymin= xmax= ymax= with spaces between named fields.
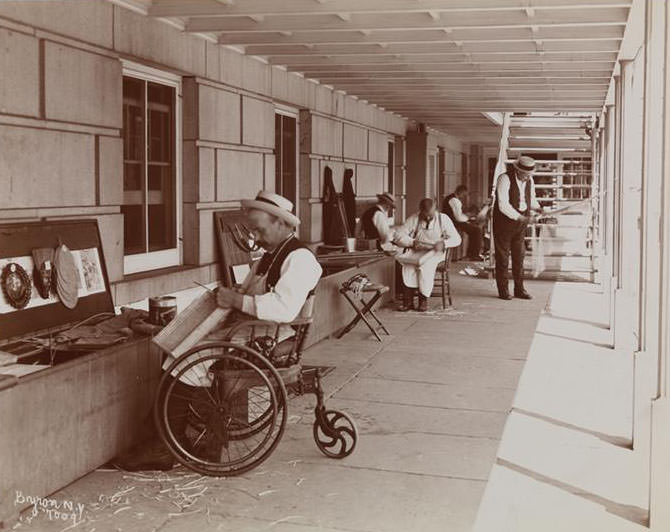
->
xmin=313 ymin=409 xmax=358 ymax=459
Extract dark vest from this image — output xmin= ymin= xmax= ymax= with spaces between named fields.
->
xmin=256 ymin=236 xmax=310 ymax=290
xmin=493 ymin=169 xmax=531 ymax=225
xmin=361 ymin=205 xmax=383 ymax=240
xmin=442 ymin=193 xmax=458 ymax=224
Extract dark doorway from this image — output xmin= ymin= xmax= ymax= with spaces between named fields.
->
xmin=275 ymin=113 xmax=297 ymax=208
xmin=438 ymin=147 xmax=446 ymax=204
xmin=387 ymin=141 xmax=394 ymax=194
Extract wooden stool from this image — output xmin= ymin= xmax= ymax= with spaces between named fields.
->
xmin=337 ymin=283 xmax=390 ymax=342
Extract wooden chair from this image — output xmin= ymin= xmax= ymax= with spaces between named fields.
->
xmin=435 ymin=248 xmax=453 ymax=309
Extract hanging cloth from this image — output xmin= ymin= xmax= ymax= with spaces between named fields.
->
xmin=342 ymin=168 xmax=357 ymax=237
xmin=322 ymin=166 xmax=350 ymax=245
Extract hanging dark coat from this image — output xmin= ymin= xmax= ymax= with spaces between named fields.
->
xmin=342 ymin=168 xmax=356 ymax=237
xmin=322 ymin=166 xmax=350 ymax=245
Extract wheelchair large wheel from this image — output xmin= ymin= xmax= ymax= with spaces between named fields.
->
xmin=155 ymin=342 xmax=287 ymax=476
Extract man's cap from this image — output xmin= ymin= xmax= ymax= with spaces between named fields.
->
xmin=513 ymin=155 xmax=536 ymax=173
xmin=241 ymin=191 xmax=300 ymax=227
xmin=376 ymin=192 xmax=396 ymax=207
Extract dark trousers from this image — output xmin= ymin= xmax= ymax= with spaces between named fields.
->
xmin=455 ymin=221 xmax=483 ymax=258
xmin=493 ymin=218 xmax=527 ymax=295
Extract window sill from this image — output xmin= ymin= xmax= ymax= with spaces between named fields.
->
xmin=111 ymin=263 xmax=219 ymax=307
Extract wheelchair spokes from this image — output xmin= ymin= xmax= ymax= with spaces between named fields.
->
xmin=157 ymin=346 xmax=287 ymax=476
xmin=156 ymin=340 xmax=358 ymax=476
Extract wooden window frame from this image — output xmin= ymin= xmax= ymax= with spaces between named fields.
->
xmin=121 ymin=60 xmax=182 ymax=275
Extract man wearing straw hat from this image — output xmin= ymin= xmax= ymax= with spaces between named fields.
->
xmin=215 ymin=190 xmax=322 ymax=319
xmin=357 ymin=192 xmax=396 ymax=250
xmin=492 ymin=155 xmax=543 ymax=300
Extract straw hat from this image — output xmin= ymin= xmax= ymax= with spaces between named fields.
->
xmin=376 ymin=192 xmax=396 ymax=207
xmin=241 ymin=191 xmax=300 ymax=227
xmin=513 ymin=155 xmax=536 ymax=174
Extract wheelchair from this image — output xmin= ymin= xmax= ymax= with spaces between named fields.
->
xmin=153 ymin=296 xmax=359 ymax=477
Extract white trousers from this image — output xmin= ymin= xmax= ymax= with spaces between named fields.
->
xmin=401 ymin=252 xmax=444 ymax=297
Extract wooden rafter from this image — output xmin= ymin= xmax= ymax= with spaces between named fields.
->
xmin=140 ymin=0 xmax=632 ymax=142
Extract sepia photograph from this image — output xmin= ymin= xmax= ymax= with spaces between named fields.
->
xmin=0 ymin=0 xmax=669 ymax=531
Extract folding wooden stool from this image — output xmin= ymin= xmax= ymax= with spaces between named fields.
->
xmin=336 ymin=279 xmax=390 ymax=342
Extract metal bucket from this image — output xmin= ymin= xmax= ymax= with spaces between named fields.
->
xmin=149 ymin=296 xmax=177 ymax=326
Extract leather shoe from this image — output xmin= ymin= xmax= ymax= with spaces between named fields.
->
xmin=417 ymin=295 xmax=428 ymax=312
xmin=398 ymin=288 xmax=415 ymax=311
xmin=514 ymin=290 xmax=533 ymax=300
xmin=498 ymin=293 xmax=513 ymax=300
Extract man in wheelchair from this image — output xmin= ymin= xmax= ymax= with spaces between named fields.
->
xmin=119 ymin=191 xmax=331 ymax=473
xmin=217 ymin=190 xmax=322 ymax=326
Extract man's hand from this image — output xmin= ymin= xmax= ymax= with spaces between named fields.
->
xmin=413 ymin=240 xmax=433 ymax=251
xmin=433 ymin=241 xmax=445 ymax=252
xmin=518 ymin=215 xmax=531 ymax=224
xmin=216 ymin=286 xmax=243 ymax=310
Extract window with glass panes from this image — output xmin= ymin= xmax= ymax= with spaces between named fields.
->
xmin=274 ymin=112 xmax=297 ymax=208
xmin=122 ymin=75 xmax=177 ymax=264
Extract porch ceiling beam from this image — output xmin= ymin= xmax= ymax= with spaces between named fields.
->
xmin=281 ymin=58 xmax=618 ymax=72
xmin=310 ymin=72 xmax=614 ymax=82
xmin=266 ymin=51 xmax=618 ymax=64
xmin=313 ymin=70 xmax=613 ymax=78
xmin=184 ymin=9 xmax=629 ymax=33
xmin=295 ymin=61 xmax=615 ymax=73
xmin=395 ymin=109 xmax=601 ymax=118
xmin=333 ymin=84 xmax=609 ymax=91
xmin=149 ymin=0 xmax=631 ymax=18
xmin=350 ymin=93 xmax=607 ymax=101
xmin=327 ymin=80 xmax=610 ymax=87
xmin=346 ymin=89 xmax=607 ymax=96
xmin=334 ymin=89 xmax=607 ymax=97
xmin=218 ymin=28 xmax=624 ymax=46
xmin=364 ymin=96 xmax=606 ymax=103
xmin=254 ymin=44 xmax=620 ymax=58
xmin=386 ymin=101 xmax=605 ymax=106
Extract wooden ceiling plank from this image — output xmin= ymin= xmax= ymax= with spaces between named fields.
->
xmin=185 ymin=8 xmax=629 ymax=33
xmin=150 ymin=0 xmax=631 ymax=18
xmin=218 ymin=28 xmax=624 ymax=46
xmin=278 ymin=56 xmax=619 ymax=70
xmin=267 ymin=51 xmax=618 ymax=69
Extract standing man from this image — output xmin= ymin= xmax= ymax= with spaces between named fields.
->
xmin=357 ymin=192 xmax=396 ymax=250
xmin=442 ymin=184 xmax=484 ymax=261
xmin=395 ymin=198 xmax=461 ymax=311
xmin=492 ymin=155 xmax=543 ymax=300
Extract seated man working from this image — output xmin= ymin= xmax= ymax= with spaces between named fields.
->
xmin=217 ymin=191 xmax=322 ymax=324
xmin=442 ymin=184 xmax=485 ymax=261
xmin=120 ymin=190 xmax=322 ymax=471
xmin=395 ymin=198 xmax=461 ymax=311
xmin=356 ymin=192 xmax=396 ymax=250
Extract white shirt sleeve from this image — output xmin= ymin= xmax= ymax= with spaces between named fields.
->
xmin=372 ymin=209 xmax=393 ymax=244
xmin=530 ymin=179 xmax=541 ymax=210
xmin=241 ymin=249 xmax=322 ymax=322
xmin=394 ymin=214 xmax=419 ymax=248
xmin=448 ymin=197 xmax=469 ymax=223
xmin=440 ymin=213 xmax=462 ymax=249
xmin=496 ymin=174 xmax=522 ymax=221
